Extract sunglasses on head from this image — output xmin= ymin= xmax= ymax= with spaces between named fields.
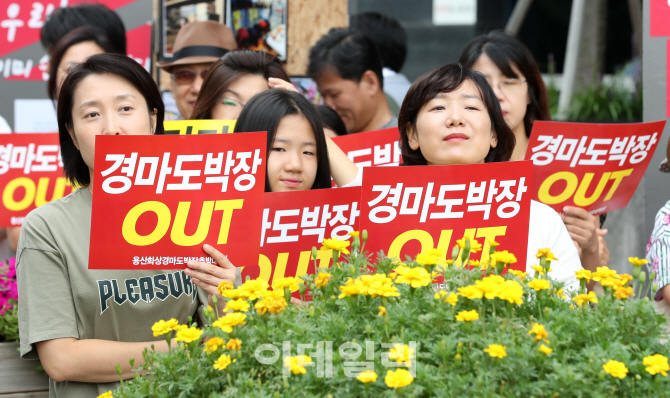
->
xmin=171 ymin=69 xmax=208 ymax=85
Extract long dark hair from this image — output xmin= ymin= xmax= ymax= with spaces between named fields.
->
xmin=399 ymin=63 xmax=515 ymax=165
xmin=191 ymin=50 xmax=290 ymax=120
xmin=48 ymin=25 xmax=125 ymax=100
xmin=458 ymin=31 xmax=550 ymax=138
xmin=57 ymin=53 xmax=165 ymax=187
xmin=233 ymin=89 xmax=331 ymax=192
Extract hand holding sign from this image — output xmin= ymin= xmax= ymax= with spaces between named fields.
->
xmin=185 ymin=244 xmax=238 ymax=297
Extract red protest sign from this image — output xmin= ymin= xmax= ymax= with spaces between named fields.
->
xmin=360 ymin=162 xmax=532 ymax=271
xmin=242 ymin=187 xmax=361 ymax=290
xmin=0 ymin=133 xmax=73 ymax=226
xmin=525 ymin=120 xmax=665 ymax=215
xmin=651 ymin=0 xmax=670 ymax=37
xmin=331 ymin=127 xmax=401 ymax=167
xmin=89 ymin=133 xmax=266 ymax=269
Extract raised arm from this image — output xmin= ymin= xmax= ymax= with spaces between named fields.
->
xmin=325 ymin=136 xmax=360 ymax=187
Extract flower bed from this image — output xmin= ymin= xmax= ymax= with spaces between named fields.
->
xmin=112 ymin=235 xmax=670 ymax=397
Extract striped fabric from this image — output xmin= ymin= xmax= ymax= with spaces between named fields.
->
xmin=647 ymin=201 xmax=670 ymax=301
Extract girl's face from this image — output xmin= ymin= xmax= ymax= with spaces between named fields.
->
xmin=67 ymin=73 xmax=156 ymax=174
xmin=407 ymin=79 xmax=497 ymax=166
xmin=211 ymin=74 xmax=269 ymax=120
xmin=267 ymin=114 xmax=318 ymax=192
xmin=471 ymin=53 xmax=529 ymax=135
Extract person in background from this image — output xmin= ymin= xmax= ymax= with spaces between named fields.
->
xmin=156 ymin=21 xmax=238 ymax=120
xmin=316 ymin=105 xmax=348 ymax=138
xmin=307 ymin=28 xmax=396 ymax=134
xmin=459 ymin=31 xmax=608 ymax=274
xmin=40 ymin=3 xmax=126 ymax=53
xmin=350 ymin=12 xmax=412 ymax=112
xmin=47 ymin=26 xmax=125 ymax=101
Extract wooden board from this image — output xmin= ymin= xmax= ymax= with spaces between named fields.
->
xmin=0 ymin=343 xmax=48 ymax=394
xmin=285 ymin=0 xmax=348 ymax=75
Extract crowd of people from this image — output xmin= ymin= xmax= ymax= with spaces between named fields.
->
xmin=6 ymin=3 xmax=666 ymax=397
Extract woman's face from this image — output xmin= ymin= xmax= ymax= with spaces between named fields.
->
xmin=56 ymin=41 xmax=105 ymax=97
xmin=267 ymin=114 xmax=318 ymax=192
xmin=67 ymin=73 xmax=156 ymax=174
xmin=211 ymin=74 xmax=269 ymax=120
xmin=407 ymin=79 xmax=497 ymax=166
xmin=471 ymin=53 xmax=529 ymax=135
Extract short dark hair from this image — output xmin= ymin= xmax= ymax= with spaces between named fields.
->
xmin=316 ymin=105 xmax=348 ymax=136
xmin=233 ymin=89 xmax=331 ymax=192
xmin=48 ymin=26 xmax=125 ymax=100
xmin=399 ymin=64 xmax=515 ymax=165
xmin=307 ymin=28 xmax=384 ymax=89
xmin=350 ymin=12 xmax=407 ymax=73
xmin=458 ymin=31 xmax=550 ymax=138
xmin=57 ymin=53 xmax=165 ymax=187
xmin=192 ymin=50 xmax=290 ymax=120
xmin=40 ymin=4 xmax=126 ymax=53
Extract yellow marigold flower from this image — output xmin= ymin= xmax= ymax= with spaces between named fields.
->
xmin=388 ymin=344 xmax=414 ymax=366
xmin=226 ymin=338 xmax=242 ymax=351
xmin=260 ymin=289 xmax=283 ymax=300
xmin=536 ymin=248 xmax=558 ymax=262
xmin=221 ymin=289 xmax=247 ymax=300
xmin=321 ymin=238 xmax=350 ymax=255
xmin=384 ymin=368 xmax=414 ymax=389
xmin=97 ymin=392 xmax=113 ymax=398
xmin=469 ymin=260 xmax=480 ymax=267
xmin=435 ymin=291 xmax=459 ymax=306
xmin=491 ymin=250 xmax=517 ymax=265
xmin=314 ymin=272 xmax=331 ymax=288
xmin=395 ymin=266 xmax=432 ymax=288
xmin=213 ymin=354 xmax=235 ymax=370
xmin=643 ymin=354 xmax=669 ymax=376
xmin=528 ymin=279 xmax=551 ymax=291
xmin=603 ymin=360 xmax=628 ymax=379
xmin=151 ymin=318 xmax=180 ymax=337
xmin=554 ymin=289 xmax=567 ymax=299
xmin=487 ymin=239 xmax=500 ymax=247
xmin=613 ymin=286 xmax=634 ymax=300
xmin=356 ymin=370 xmax=378 ymax=383
xmin=617 ymin=274 xmax=633 ymax=286
xmin=174 ymin=326 xmax=203 ymax=343
xmin=484 ymin=344 xmax=507 ymax=358
xmin=475 ymin=275 xmax=505 ymax=299
xmin=575 ymin=269 xmax=592 ymax=281
xmin=348 ymin=231 xmax=360 ymax=238
xmin=203 ymin=337 xmax=226 ymax=353
xmin=445 ymin=259 xmax=453 ymax=266
xmin=531 ymin=265 xmax=546 ymax=275
xmin=272 ymin=276 xmax=302 ymax=292
xmin=212 ymin=312 xmax=247 ymax=333
xmin=456 ymin=235 xmax=482 ymax=253
xmin=528 ymin=323 xmax=549 ymax=342
xmin=538 ymin=345 xmax=553 ymax=355
xmin=224 ymin=299 xmax=250 ymax=312
xmin=378 ymin=306 xmax=387 ymax=317
xmin=498 ymin=280 xmax=524 ymax=305
xmin=600 ymin=276 xmax=621 ymax=289
xmin=368 ymin=283 xmax=401 ymax=298
xmin=458 ymin=284 xmax=484 ymax=300
xmin=255 ymin=296 xmax=288 ymax=315
xmin=509 ymin=270 xmax=528 ymax=279
xmin=239 ymin=278 xmax=270 ymax=301
xmin=628 ymin=257 xmax=648 ymax=266
xmin=573 ymin=291 xmax=598 ymax=306
xmin=338 ymin=283 xmax=361 ymax=299
xmin=217 ymin=280 xmax=234 ymax=295
xmin=455 ymin=309 xmax=480 ymax=322
xmin=284 ymin=355 xmax=312 ymax=375
xmin=592 ymin=266 xmax=618 ymax=282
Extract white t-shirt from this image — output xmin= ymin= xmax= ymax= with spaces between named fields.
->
xmin=527 ymin=200 xmax=582 ymax=292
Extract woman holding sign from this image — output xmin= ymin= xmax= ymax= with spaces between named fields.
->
xmin=398 ymin=63 xmax=587 ymax=290
xmin=16 ymin=54 xmax=238 ymax=398
xmin=458 ymin=32 xmax=606 ymax=277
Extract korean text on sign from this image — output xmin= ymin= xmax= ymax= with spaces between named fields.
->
xmin=243 ymin=187 xmax=361 ymax=292
xmin=0 ymin=133 xmax=72 ymax=227
xmin=331 ymin=127 xmax=401 ymax=168
xmin=164 ymin=119 xmax=236 ymax=135
xmin=89 ymin=133 xmax=267 ymax=270
xmin=360 ymin=161 xmax=533 ymax=271
xmin=525 ymin=120 xmax=666 ymax=215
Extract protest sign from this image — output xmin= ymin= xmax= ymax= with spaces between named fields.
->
xmin=651 ymin=0 xmax=670 ymax=37
xmin=525 ymin=120 xmax=665 ymax=215
xmin=0 ymin=133 xmax=72 ymax=226
xmin=242 ymin=187 xmax=361 ymax=291
xmin=164 ymin=119 xmax=236 ymax=135
xmin=360 ymin=161 xmax=532 ymax=271
xmin=331 ymin=127 xmax=401 ymax=167
xmin=89 ymin=133 xmax=266 ymax=269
